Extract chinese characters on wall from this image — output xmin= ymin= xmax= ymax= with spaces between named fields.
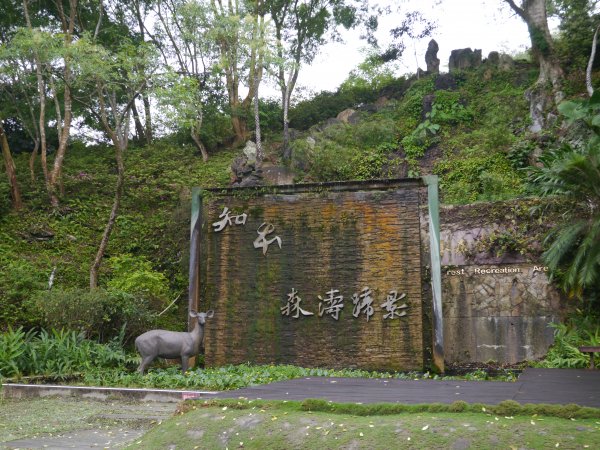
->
xmin=282 ymin=287 xmax=410 ymax=321
xmin=212 ymin=207 xmax=282 ymax=255
xmin=212 ymin=206 xmax=411 ymax=322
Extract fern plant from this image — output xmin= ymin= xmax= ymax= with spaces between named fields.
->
xmin=529 ymin=92 xmax=600 ymax=299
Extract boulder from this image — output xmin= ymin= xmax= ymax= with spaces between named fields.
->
xmin=434 ymin=73 xmax=458 ymax=91
xmin=243 ymin=140 xmax=257 ymax=164
xmin=449 ymin=48 xmax=482 ymax=72
xmin=374 ymin=96 xmax=389 ymax=109
xmin=261 ymin=162 xmax=295 ymax=186
xmin=337 ymin=108 xmax=357 ymax=123
xmin=499 ymin=54 xmax=514 ymax=71
xmin=422 ymin=94 xmax=435 ymax=119
xmin=231 ymin=155 xmax=263 ymax=187
xmin=487 ymin=51 xmax=500 ymax=65
xmin=425 ymin=39 xmax=440 ymax=73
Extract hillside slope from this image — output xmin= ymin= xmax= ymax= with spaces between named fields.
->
xmin=0 ymin=61 xmax=564 ymax=335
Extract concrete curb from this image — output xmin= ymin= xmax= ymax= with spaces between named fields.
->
xmin=1 ymin=383 xmax=219 ymax=403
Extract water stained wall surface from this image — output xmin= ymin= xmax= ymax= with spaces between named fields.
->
xmin=191 ymin=180 xmax=429 ymax=371
xmin=433 ymin=202 xmax=567 ymax=365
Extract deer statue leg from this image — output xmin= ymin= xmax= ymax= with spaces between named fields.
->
xmin=181 ymin=356 xmax=189 ymax=374
xmin=138 ymin=356 xmax=155 ymax=375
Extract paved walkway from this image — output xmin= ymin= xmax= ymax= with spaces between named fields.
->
xmin=215 ymin=368 xmax=600 ymax=408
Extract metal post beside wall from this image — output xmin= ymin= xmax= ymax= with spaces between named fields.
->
xmin=423 ymin=175 xmax=444 ymax=373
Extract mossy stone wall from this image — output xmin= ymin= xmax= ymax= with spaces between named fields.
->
xmin=194 ymin=181 xmax=428 ymax=371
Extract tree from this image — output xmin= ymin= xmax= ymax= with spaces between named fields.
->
xmin=151 ymin=0 xmax=221 ymax=160
xmin=268 ymin=0 xmax=367 ymax=160
xmin=551 ymin=0 xmax=598 ymax=68
xmin=504 ymin=0 xmax=565 ymax=131
xmin=45 ymin=0 xmax=78 ymax=207
xmin=71 ymin=37 xmax=156 ymax=289
xmin=0 ymin=118 xmax=23 ymax=210
xmin=125 ymin=0 xmax=155 ymax=144
xmin=209 ymin=0 xmax=264 ymax=146
xmin=250 ymin=0 xmax=269 ymax=162
xmin=0 ymin=29 xmax=46 ymax=181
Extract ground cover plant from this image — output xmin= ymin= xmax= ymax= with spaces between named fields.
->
xmin=130 ymin=398 xmax=600 ymax=449
xmin=0 ymin=326 xmax=136 ymax=379
xmin=535 ymin=312 xmax=600 ymax=369
xmin=79 ymin=364 xmax=517 ymax=391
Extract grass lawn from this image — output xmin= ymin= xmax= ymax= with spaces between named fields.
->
xmin=130 ymin=399 xmax=600 ymax=449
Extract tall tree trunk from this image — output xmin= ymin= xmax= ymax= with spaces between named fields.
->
xmin=48 ymin=0 xmax=77 ymax=207
xmin=132 ymin=0 xmax=153 ymax=144
xmin=282 ymin=83 xmax=290 ymax=160
xmin=191 ymin=112 xmax=208 ymax=162
xmin=254 ymin=91 xmax=263 ymax=163
xmin=231 ymin=117 xmax=247 ymax=145
xmin=505 ymin=0 xmax=564 ymax=131
xmin=29 ymin=139 xmax=39 ymax=182
xmin=90 ymin=87 xmax=127 ymax=289
xmin=0 ymin=122 xmax=23 ymax=210
xmin=586 ymin=25 xmax=600 ymax=96
xmin=131 ymin=101 xmax=146 ymax=142
xmin=252 ymin=3 xmax=264 ymax=163
xmin=90 ymin=139 xmax=124 ymax=289
xmin=23 ymin=0 xmax=49 ymax=184
xmin=281 ymin=69 xmax=299 ymax=161
xmin=142 ymin=94 xmax=153 ymax=144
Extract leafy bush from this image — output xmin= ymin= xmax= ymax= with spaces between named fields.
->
xmin=0 ymin=327 xmax=35 ymax=377
xmin=289 ymin=75 xmax=403 ymax=131
xmin=257 ymin=99 xmax=283 ymax=134
xmin=434 ymin=151 xmax=525 ymax=204
xmin=528 ymin=93 xmax=600 ymax=298
xmin=430 ymin=91 xmax=473 ymax=124
xmin=0 ymin=327 xmax=136 ymax=378
xmin=107 ymin=253 xmax=170 ymax=304
xmin=536 ymin=313 xmax=600 ymax=369
xmin=29 ymin=288 xmax=156 ymax=344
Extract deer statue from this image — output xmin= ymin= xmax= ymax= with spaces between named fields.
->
xmin=135 ymin=310 xmax=214 ymax=374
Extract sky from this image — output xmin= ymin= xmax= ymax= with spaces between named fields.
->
xmin=290 ymin=0 xmax=538 ymax=95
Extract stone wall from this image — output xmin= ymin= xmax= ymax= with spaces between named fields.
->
xmin=191 ymin=180 xmax=430 ymax=371
xmin=422 ymin=200 xmax=567 ymax=365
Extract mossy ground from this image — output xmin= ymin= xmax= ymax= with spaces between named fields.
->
xmin=131 ymin=399 xmax=600 ymax=449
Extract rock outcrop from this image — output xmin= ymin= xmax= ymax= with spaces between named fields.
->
xmin=425 ymin=39 xmax=440 ymax=73
xmin=449 ymin=48 xmax=482 ymax=72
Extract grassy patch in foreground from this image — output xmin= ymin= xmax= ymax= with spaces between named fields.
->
xmin=130 ymin=399 xmax=600 ymax=449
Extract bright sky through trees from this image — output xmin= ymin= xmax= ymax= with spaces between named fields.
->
xmin=294 ymin=0 xmax=535 ymax=93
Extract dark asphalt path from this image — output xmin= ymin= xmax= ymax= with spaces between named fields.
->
xmin=215 ymin=368 xmax=600 ymax=407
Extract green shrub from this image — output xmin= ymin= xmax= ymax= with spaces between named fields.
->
xmin=0 ymin=327 xmax=35 ymax=377
xmin=29 ymin=288 xmax=156 ymax=343
xmin=434 ymin=151 xmax=525 ymax=204
xmin=536 ymin=312 xmax=600 ymax=369
xmin=107 ymin=253 xmax=170 ymax=304
xmin=0 ymin=327 xmax=136 ymax=378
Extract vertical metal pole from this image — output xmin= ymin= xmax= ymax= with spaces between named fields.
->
xmin=422 ymin=175 xmax=444 ymax=373
xmin=187 ymin=188 xmax=203 ymax=369
xmin=188 ymin=188 xmax=202 ymax=318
